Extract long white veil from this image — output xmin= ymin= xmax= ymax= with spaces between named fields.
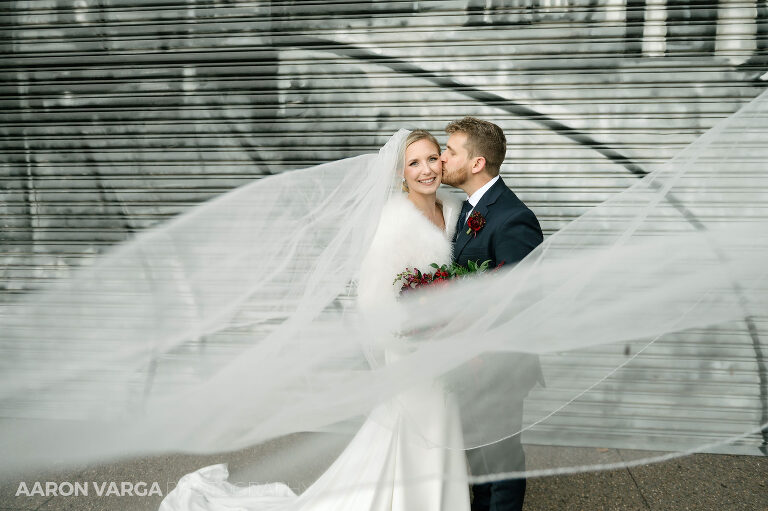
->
xmin=1 ymin=90 xmax=767 ymax=489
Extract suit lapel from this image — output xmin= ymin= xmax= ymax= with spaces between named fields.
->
xmin=453 ymin=208 xmax=465 ymax=243
xmin=453 ymin=178 xmax=506 ymax=261
xmin=453 ymin=213 xmax=474 ymax=258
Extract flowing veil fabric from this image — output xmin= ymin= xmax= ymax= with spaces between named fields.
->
xmin=1 ymin=91 xmax=768 ymax=494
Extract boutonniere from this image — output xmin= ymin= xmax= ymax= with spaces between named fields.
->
xmin=466 ymin=211 xmax=486 ymax=237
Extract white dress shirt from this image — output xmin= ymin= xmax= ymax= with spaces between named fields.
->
xmin=463 ymin=175 xmax=500 ymax=223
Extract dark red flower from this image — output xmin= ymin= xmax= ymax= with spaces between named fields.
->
xmin=466 ymin=211 xmax=486 ymax=237
xmin=395 ymin=259 xmax=492 ymax=296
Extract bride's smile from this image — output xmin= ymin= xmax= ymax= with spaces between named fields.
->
xmin=403 ymin=138 xmax=442 ymax=194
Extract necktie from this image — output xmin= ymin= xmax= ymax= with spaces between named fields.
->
xmin=459 ymin=200 xmax=473 ymax=225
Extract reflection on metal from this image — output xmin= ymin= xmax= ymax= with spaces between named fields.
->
xmin=717 ymin=0 xmax=759 ymax=64
xmin=642 ymin=0 xmax=667 ymax=57
xmin=279 ymin=36 xmax=649 ymax=177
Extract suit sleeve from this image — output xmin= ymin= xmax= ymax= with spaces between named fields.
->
xmin=492 ymin=208 xmax=547 ymax=392
xmin=492 ymin=208 xmax=544 ymax=267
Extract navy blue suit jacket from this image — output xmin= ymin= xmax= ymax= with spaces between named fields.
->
xmin=452 ymin=177 xmax=543 ymax=268
xmin=452 ymin=177 xmax=544 ymax=478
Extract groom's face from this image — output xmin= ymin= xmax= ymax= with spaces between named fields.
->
xmin=440 ymin=132 xmax=472 ymax=187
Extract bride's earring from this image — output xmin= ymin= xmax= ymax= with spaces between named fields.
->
xmin=401 ymin=178 xmax=409 ymax=193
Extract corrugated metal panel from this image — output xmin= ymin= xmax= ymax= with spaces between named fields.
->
xmin=1 ymin=1 xmax=767 ymax=454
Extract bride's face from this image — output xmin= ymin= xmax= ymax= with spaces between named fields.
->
xmin=403 ymin=139 xmax=442 ymax=195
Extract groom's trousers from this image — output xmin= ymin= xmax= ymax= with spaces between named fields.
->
xmin=465 ymin=350 xmax=539 ymax=511
xmin=468 ymin=433 xmax=526 ymax=511
xmin=471 ymin=477 xmax=526 ymax=511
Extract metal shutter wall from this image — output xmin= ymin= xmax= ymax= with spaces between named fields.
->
xmin=1 ymin=1 xmax=767 ymax=455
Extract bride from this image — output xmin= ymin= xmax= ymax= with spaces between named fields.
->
xmin=158 ymin=130 xmax=472 ymax=510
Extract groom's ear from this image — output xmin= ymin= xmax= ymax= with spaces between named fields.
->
xmin=470 ymin=156 xmax=487 ymax=175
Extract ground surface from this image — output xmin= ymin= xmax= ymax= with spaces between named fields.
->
xmin=1 ymin=445 xmax=766 ymax=511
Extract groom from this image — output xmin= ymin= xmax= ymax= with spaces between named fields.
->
xmin=441 ymin=117 xmax=543 ymax=511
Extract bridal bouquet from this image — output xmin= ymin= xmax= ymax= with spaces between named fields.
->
xmin=394 ymin=260 xmax=496 ymax=295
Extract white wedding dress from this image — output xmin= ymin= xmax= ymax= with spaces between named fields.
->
xmin=159 ymin=190 xmax=470 ymax=511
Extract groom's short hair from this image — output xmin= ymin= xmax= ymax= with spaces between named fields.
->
xmin=445 ymin=117 xmax=506 ymax=176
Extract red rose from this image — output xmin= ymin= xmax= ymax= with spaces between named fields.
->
xmin=466 ymin=211 xmax=486 ymax=237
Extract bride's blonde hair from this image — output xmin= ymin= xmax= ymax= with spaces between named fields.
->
xmin=402 ymin=129 xmax=441 ymax=193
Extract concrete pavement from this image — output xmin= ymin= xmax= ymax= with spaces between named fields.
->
xmin=1 ymin=445 xmax=766 ymax=510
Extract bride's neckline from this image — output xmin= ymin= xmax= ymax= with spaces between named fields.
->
xmin=405 ymin=195 xmax=447 ymax=234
